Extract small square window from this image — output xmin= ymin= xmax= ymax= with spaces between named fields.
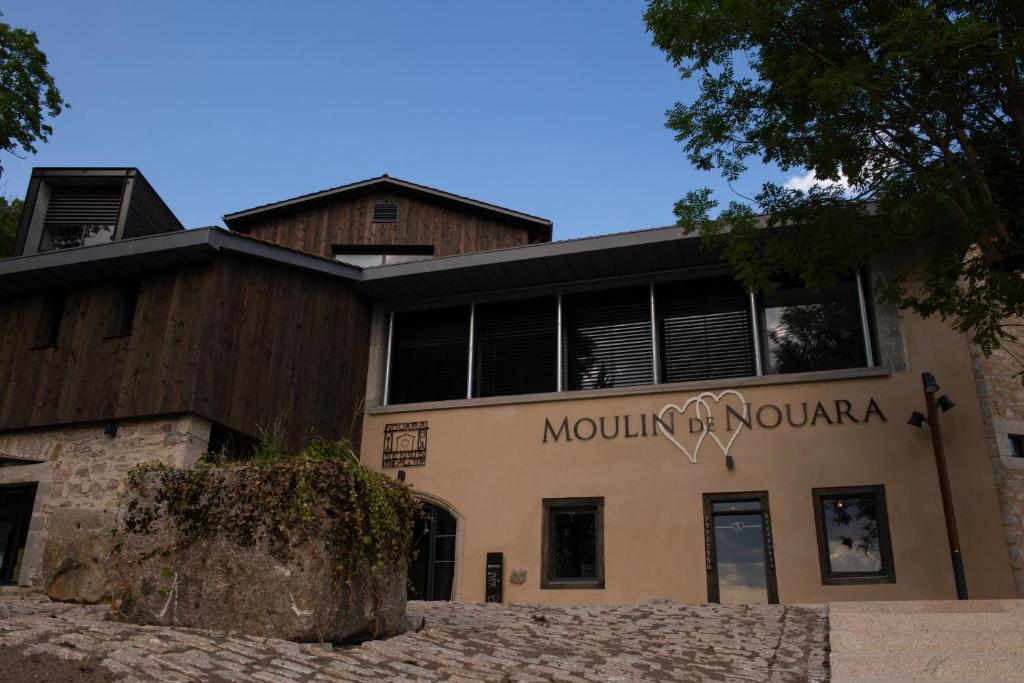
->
xmin=812 ymin=485 xmax=895 ymax=585
xmin=1008 ymin=435 xmax=1024 ymax=458
xmin=541 ymin=497 xmax=604 ymax=589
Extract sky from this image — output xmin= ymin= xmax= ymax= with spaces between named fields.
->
xmin=2 ymin=1 xmax=798 ymax=240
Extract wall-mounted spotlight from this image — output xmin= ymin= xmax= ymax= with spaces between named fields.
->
xmin=937 ymin=395 xmax=956 ymax=412
xmin=907 ymin=411 xmax=927 ymax=428
xmin=922 ymin=372 xmax=940 ymax=393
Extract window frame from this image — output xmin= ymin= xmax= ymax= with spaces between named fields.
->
xmin=812 ymin=484 xmax=896 ymax=585
xmin=541 ymin=497 xmax=605 ymax=590
xmin=702 ymin=490 xmax=779 ymax=604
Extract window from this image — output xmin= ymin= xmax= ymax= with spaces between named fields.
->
xmin=703 ymin=492 xmax=778 ymax=603
xmin=474 ymin=296 xmax=557 ymax=397
xmin=32 ymin=293 xmax=65 ymax=348
xmin=542 ymin=497 xmax=604 ymax=589
xmin=657 ymin=277 xmax=755 ymax=382
xmin=563 ymin=286 xmax=652 ymax=390
xmin=1009 ymin=434 xmax=1024 ymax=458
xmin=332 ymin=245 xmax=432 ymax=268
xmin=0 ymin=484 xmax=38 ymax=585
xmin=38 ymin=186 xmax=121 ymax=252
xmin=387 ymin=306 xmax=470 ymax=404
xmin=812 ymin=485 xmax=895 ymax=584
xmin=107 ymin=281 xmax=139 ymax=337
xmin=372 ymin=202 xmax=400 ymax=222
xmin=760 ymin=277 xmax=867 ymax=374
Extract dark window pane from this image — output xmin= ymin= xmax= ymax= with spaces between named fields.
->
xmin=712 ymin=500 xmax=762 ymax=513
xmin=389 ymin=306 xmax=470 ymax=404
xmin=658 ymin=277 xmax=754 ymax=382
xmin=564 ymin=286 xmax=652 ymax=390
xmin=762 ymin=279 xmax=866 ymax=374
xmin=820 ymin=494 xmax=883 ymax=574
xmin=475 ymin=296 xmax=557 ymax=397
xmin=713 ymin=512 xmax=769 ymax=604
xmin=1010 ymin=435 xmax=1024 ymax=458
xmin=550 ymin=509 xmax=598 ymax=580
xmin=431 ymin=561 xmax=454 ymax=601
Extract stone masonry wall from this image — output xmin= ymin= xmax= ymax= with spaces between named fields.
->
xmin=0 ymin=415 xmax=210 ymax=601
xmin=971 ymin=330 xmax=1024 ymax=596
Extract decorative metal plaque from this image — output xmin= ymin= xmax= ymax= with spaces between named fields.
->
xmin=382 ymin=421 xmax=428 ymax=468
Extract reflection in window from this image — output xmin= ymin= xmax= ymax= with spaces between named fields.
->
xmin=706 ymin=495 xmax=774 ymax=604
xmin=761 ymin=278 xmax=866 ymax=374
xmin=543 ymin=498 xmax=604 ymax=588
xmin=39 ymin=223 xmax=115 ymax=252
xmin=564 ymin=287 xmax=652 ymax=390
xmin=813 ymin=486 xmax=894 ymax=583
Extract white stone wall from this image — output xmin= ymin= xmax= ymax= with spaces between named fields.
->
xmin=0 ymin=415 xmax=210 ymax=594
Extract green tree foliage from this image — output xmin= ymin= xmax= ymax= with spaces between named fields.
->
xmin=0 ymin=196 xmax=21 ymax=258
xmin=645 ymin=1 xmax=1024 ymax=355
xmin=0 ymin=12 xmax=66 ymax=178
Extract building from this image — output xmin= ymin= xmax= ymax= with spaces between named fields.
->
xmin=0 ymin=167 xmax=1021 ymax=606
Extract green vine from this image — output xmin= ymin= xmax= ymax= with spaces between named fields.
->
xmin=120 ymin=439 xmax=418 ymax=580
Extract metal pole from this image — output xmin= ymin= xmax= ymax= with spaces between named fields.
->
xmin=924 ymin=380 xmax=968 ymax=599
xmin=383 ymin=311 xmax=395 ymax=406
xmin=556 ymin=293 xmax=564 ymax=392
xmin=649 ymin=282 xmax=659 ymax=384
xmin=749 ymin=291 xmax=763 ymax=376
xmin=466 ymin=302 xmax=476 ymax=399
xmin=856 ymin=270 xmax=876 ymax=367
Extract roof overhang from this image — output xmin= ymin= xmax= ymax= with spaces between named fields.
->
xmin=223 ymin=175 xmax=553 ymax=241
xmin=0 ymin=228 xmax=361 ymax=297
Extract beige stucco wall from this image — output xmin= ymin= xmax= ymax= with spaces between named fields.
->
xmin=0 ymin=414 xmax=210 ymax=595
xmin=361 ymin=305 xmax=1016 ymax=605
xmin=970 ymin=324 xmax=1024 ymax=597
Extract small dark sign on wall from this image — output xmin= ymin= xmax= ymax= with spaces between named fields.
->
xmin=382 ymin=421 xmax=428 ymax=468
xmin=485 ymin=552 xmax=504 ymax=603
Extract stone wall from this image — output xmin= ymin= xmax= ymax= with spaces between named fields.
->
xmin=971 ymin=332 xmax=1024 ymax=596
xmin=0 ymin=414 xmax=210 ymax=601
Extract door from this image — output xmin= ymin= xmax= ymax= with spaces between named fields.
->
xmin=0 ymin=484 xmax=37 ymax=585
xmin=703 ymin=491 xmax=778 ymax=604
xmin=408 ymin=502 xmax=457 ymax=600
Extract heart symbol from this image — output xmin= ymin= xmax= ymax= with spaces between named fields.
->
xmin=697 ymin=390 xmax=748 ymax=459
xmin=657 ymin=396 xmax=709 ymax=464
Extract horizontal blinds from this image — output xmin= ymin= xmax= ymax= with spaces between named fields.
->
xmin=389 ymin=306 xmax=469 ymax=404
xmin=564 ymin=286 xmax=653 ymax=390
xmin=44 ymin=186 xmax=122 ymax=226
xmin=474 ymin=296 xmax=557 ymax=397
xmin=657 ymin=277 xmax=754 ymax=382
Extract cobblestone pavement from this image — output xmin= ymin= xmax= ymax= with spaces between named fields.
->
xmin=0 ymin=589 xmax=829 ymax=682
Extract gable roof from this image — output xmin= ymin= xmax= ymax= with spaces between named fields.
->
xmin=222 ymin=174 xmax=553 ymax=241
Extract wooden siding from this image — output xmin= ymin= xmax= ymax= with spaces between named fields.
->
xmin=0 ymin=256 xmax=371 ymax=449
xmin=240 ymin=191 xmax=537 ymax=259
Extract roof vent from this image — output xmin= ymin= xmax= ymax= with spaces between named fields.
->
xmin=373 ymin=202 xmax=399 ymax=222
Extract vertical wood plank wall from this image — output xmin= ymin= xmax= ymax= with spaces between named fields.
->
xmin=237 ymin=191 xmax=540 ymax=259
xmin=0 ymin=256 xmax=371 ymax=449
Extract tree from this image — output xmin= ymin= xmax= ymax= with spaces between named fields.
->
xmin=644 ymin=1 xmax=1024 ymax=357
xmin=0 ymin=12 xmax=66 ymax=179
xmin=0 ymin=196 xmax=21 ymax=257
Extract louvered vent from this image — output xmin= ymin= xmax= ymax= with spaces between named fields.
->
xmin=564 ymin=286 xmax=653 ymax=390
xmin=388 ymin=306 xmax=470 ymax=404
xmin=475 ymin=296 xmax=557 ymax=397
xmin=45 ymin=186 xmax=122 ymax=226
xmin=373 ymin=202 xmax=399 ymax=222
xmin=657 ymin=277 xmax=755 ymax=382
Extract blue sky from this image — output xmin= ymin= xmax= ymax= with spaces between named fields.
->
xmin=2 ymin=1 xmax=791 ymax=240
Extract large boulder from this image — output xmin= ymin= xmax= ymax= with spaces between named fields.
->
xmin=110 ymin=447 xmax=417 ymax=643
xmin=44 ymin=509 xmax=113 ymax=603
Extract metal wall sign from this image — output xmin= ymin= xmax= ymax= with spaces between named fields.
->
xmin=382 ymin=421 xmax=429 ymax=468
xmin=485 ymin=552 xmax=504 ymax=603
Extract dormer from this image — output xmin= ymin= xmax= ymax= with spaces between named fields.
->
xmin=11 ymin=168 xmax=183 ymax=258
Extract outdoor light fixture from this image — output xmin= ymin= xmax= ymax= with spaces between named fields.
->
xmin=908 ymin=371 xmax=967 ymax=599
xmin=725 ymin=455 xmax=735 ymax=471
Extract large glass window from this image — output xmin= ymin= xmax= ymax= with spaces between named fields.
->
xmin=703 ymin=493 xmax=778 ymax=604
xmin=563 ymin=286 xmax=653 ymax=390
xmin=812 ymin=485 xmax=895 ymax=584
xmin=474 ymin=296 xmax=557 ymax=397
xmin=760 ymin=278 xmax=867 ymax=374
xmin=542 ymin=497 xmax=604 ymax=589
xmin=387 ymin=306 xmax=470 ymax=404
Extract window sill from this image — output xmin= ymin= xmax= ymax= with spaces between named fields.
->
xmin=821 ymin=574 xmax=896 ymax=586
xmin=369 ymin=366 xmax=892 ymax=415
xmin=541 ymin=580 xmax=605 ymax=590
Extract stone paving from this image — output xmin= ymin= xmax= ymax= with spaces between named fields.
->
xmin=0 ymin=589 xmax=829 ymax=682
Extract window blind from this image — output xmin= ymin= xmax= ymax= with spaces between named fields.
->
xmin=474 ymin=296 xmax=557 ymax=397
xmin=388 ymin=306 xmax=470 ymax=404
xmin=563 ymin=286 xmax=653 ymax=390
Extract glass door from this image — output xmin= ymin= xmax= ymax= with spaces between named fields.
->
xmin=703 ymin=491 xmax=778 ymax=604
xmin=408 ymin=502 xmax=457 ymax=601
